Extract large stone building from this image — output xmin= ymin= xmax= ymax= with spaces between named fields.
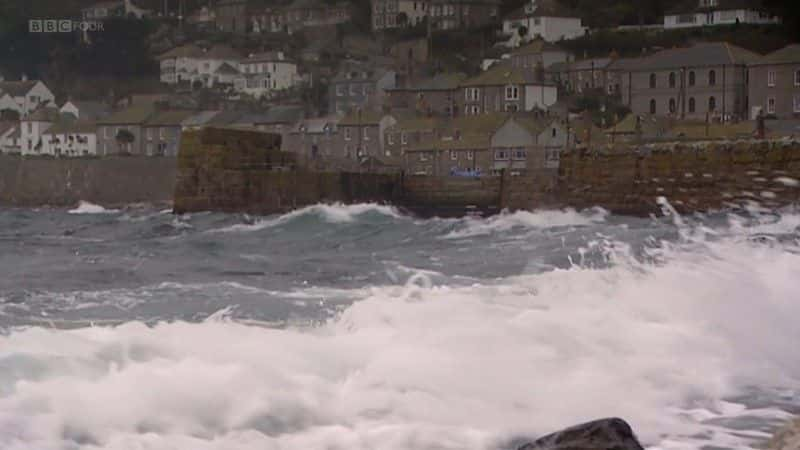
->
xmin=663 ymin=0 xmax=779 ymax=29
xmin=748 ymin=44 xmax=800 ymax=119
xmin=96 ymin=104 xmax=154 ymax=155
xmin=250 ymin=0 xmax=351 ymax=34
xmin=612 ymin=42 xmax=760 ymax=121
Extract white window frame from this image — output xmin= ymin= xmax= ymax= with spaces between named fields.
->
xmin=794 ymin=95 xmax=800 ymax=113
xmin=388 ymin=133 xmax=394 ymax=145
xmin=768 ymin=70 xmax=776 ymax=87
xmin=419 ymin=152 xmax=429 ymax=162
xmin=768 ymin=97 xmax=776 ymax=114
xmin=505 ymin=84 xmax=519 ymax=100
xmin=344 ymin=127 xmax=352 ymax=141
xmin=795 ymin=70 xmax=800 ymax=87
xmin=450 ymin=150 xmax=457 ymax=160
xmin=467 ymin=151 xmax=474 ymax=160
xmin=362 ymin=127 xmax=369 ymax=140
xmin=401 ymin=132 xmax=407 ymax=144
xmin=494 ymin=149 xmax=509 ymax=160
xmin=512 ymin=149 xmax=526 ymax=160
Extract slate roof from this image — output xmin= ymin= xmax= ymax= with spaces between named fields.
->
xmin=242 ymin=52 xmax=294 ymax=64
xmin=97 ymin=104 xmax=155 ymax=125
xmin=753 ymin=44 xmax=800 ymax=65
xmin=62 ymin=101 xmax=110 ymax=121
xmin=461 ymin=62 xmax=553 ymax=86
xmin=338 ymin=111 xmax=391 ymax=126
xmin=205 ymin=110 xmax=245 ymax=126
xmin=25 ymin=106 xmax=61 ymax=122
xmin=182 ymin=110 xmax=223 ymax=127
xmin=205 ymin=45 xmax=243 ymax=60
xmin=290 ymin=117 xmax=339 ymax=134
xmin=214 ymin=62 xmax=240 ymax=75
xmin=512 ymin=39 xmax=569 ymax=57
xmin=144 ymin=110 xmax=197 ymax=127
xmin=617 ymin=42 xmax=761 ymax=72
xmin=158 ymin=44 xmax=205 ymax=60
xmin=0 ymin=81 xmax=38 ymax=97
xmin=45 ymin=120 xmax=97 ymax=135
xmin=0 ymin=121 xmax=16 ymax=137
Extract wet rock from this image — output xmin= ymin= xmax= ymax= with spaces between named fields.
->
xmin=766 ymin=418 xmax=800 ymax=450
xmin=518 ymin=418 xmax=645 ymax=450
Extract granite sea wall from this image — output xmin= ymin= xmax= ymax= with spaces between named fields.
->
xmin=173 ymin=128 xmax=800 ymax=216
xmin=0 ymin=155 xmax=177 ymax=208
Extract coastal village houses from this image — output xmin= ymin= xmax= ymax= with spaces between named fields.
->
xmin=41 ymin=122 xmax=99 ymax=157
xmin=401 ymin=114 xmax=568 ymax=175
xmin=611 ymin=42 xmax=759 ymax=121
xmin=0 ymin=122 xmax=21 ymax=154
xmin=329 ymin=64 xmax=397 ymax=114
xmin=460 ymin=62 xmax=558 ymax=115
xmin=663 ymin=0 xmax=780 ymax=29
xmin=385 ymin=73 xmax=466 ymax=117
xmin=336 ymin=111 xmax=397 ymax=160
xmin=503 ymin=0 xmax=585 ymax=45
xmin=549 ymin=57 xmax=615 ymax=94
xmin=96 ymin=104 xmax=154 ymax=155
xmin=235 ymin=52 xmax=300 ymax=98
xmin=371 ymin=0 xmax=500 ymax=31
xmin=284 ymin=116 xmax=341 ymax=163
xmin=509 ymin=39 xmax=573 ymax=71
xmin=250 ymin=0 xmax=352 ymax=34
xmin=0 ymin=80 xmax=55 ymax=118
xmin=20 ymin=107 xmax=60 ymax=155
xmin=748 ymin=44 xmax=800 ymax=119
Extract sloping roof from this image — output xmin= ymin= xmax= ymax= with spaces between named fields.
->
xmin=0 ymin=121 xmax=16 ymax=136
xmin=754 ymin=44 xmax=800 ymax=65
xmin=512 ymin=39 xmax=569 ymax=57
xmin=214 ymin=62 xmax=240 ymax=75
xmin=144 ymin=110 xmax=197 ymax=126
xmin=45 ymin=120 xmax=97 ymax=135
xmin=339 ymin=111 xmax=390 ymax=126
xmin=97 ymin=104 xmax=155 ymax=125
xmin=291 ymin=117 xmax=339 ymax=134
xmin=604 ymin=114 xmax=672 ymax=136
xmin=158 ymin=44 xmax=205 ymax=61
xmin=0 ymin=81 xmax=38 ymax=97
xmin=242 ymin=52 xmax=294 ymax=64
xmin=461 ymin=62 xmax=550 ymax=86
xmin=392 ymin=73 xmax=468 ymax=92
xmin=181 ymin=110 xmax=222 ymax=127
xmin=205 ymin=45 xmax=243 ymax=60
xmin=205 ymin=110 xmax=245 ymax=126
xmin=388 ymin=116 xmax=441 ymax=132
xmin=25 ymin=106 xmax=61 ymax=122
xmin=62 ymin=101 xmax=110 ymax=121
xmin=620 ymin=42 xmax=761 ymax=71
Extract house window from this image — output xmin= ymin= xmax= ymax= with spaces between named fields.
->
xmin=349 ymin=84 xmax=358 ymax=95
xmin=649 ymin=99 xmax=656 ymax=114
xmin=401 ymin=132 xmax=407 ymax=144
xmin=795 ymin=70 xmax=800 ymax=86
xmin=669 ymin=98 xmax=676 ymax=114
xmin=709 ymin=70 xmax=716 ymax=86
xmin=689 ymin=97 xmax=696 ymax=113
xmin=512 ymin=149 xmax=526 ymax=160
xmin=419 ymin=152 xmax=429 ymax=161
xmin=649 ymin=73 xmax=656 ymax=89
xmin=768 ymin=70 xmax=776 ymax=87
xmin=669 ymin=72 xmax=676 ymax=88
xmin=465 ymin=87 xmax=480 ymax=101
xmin=450 ymin=150 xmax=458 ymax=160
xmin=467 ymin=105 xmax=480 ymax=115
xmin=505 ymin=85 xmax=519 ymax=100
xmin=504 ymin=104 xmax=519 ymax=112
xmin=362 ymin=127 xmax=369 ymax=140
xmin=689 ymin=71 xmax=696 ymax=86
xmin=467 ymin=150 xmax=474 ymax=160
xmin=494 ymin=149 xmax=509 ymax=160
xmin=147 ymin=128 xmax=153 ymax=139
xmin=551 ymin=127 xmax=557 ymax=137
xmin=336 ymin=85 xmax=345 ymax=96
xmin=768 ymin=97 xmax=776 ymax=114
xmin=388 ymin=133 xmax=394 ymax=145
xmin=794 ymin=95 xmax=800 ymax=113
xmin=709 ymin=96 xmax=717 ymax=111
xmin=344 ymin=127 xmax=351 ymax=140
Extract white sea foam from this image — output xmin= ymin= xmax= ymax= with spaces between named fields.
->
xmin=68 ymin=201 xmax=119 ymax=215
xmin=443 ymin=207 xmax=609 ymax=239
xmin=2 ymin=215 xmax=800 ymax=450
xmin=211 ymin=203 xmax=404 ymax=233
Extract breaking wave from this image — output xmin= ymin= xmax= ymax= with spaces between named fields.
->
xmin=1 ymin=206 xmax=800 ymax=450
xmin=68 ymin=201 xmax=119 ymax=215
xmin=443 ymin=207 xmax=609 ymax=239
xmin=211 ymin=203 xmax=404 ymax=233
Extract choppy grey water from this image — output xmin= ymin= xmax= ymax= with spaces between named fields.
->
xmin=0 ymin=201 xmax=798 ymax=450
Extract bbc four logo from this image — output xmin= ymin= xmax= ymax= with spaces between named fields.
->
xmin=29 ymin=20 xmax=104 ymax=33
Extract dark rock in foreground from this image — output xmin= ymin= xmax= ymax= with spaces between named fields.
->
xmin=766 ymin=418 xmax=800 ymax=450
xmin=518 ymin=418 xmax=645 ymax=450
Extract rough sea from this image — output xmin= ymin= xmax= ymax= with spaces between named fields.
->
xmin=0 ymin=200 xmax=798 ymax=450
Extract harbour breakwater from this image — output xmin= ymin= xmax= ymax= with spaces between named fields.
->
xmin=173 ymin=127 xmax=800 ymax=216
xmin=0 ymin=155 xmax=176 ymax=208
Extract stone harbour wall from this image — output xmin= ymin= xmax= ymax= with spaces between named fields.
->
xmin=0 ymin=155 xmax=177 ymax=208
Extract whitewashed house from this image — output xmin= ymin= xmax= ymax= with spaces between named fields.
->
xmin=20 ymin=107 xmax=60 ymax=155
xmin=41 ymin=122 xmax=98 ymax=157
xmin=195 ymin=45 xmax=243 ymax=88
xmin=503 ymin=0 xmax=585 ymax=44
xmin=0 ymin=122 xmax=21 ymax=154
xmin=0 ymin=80 xmax=56 ymax=117
xmin=663 ymin=0 xmax=780 ymax=29
xmin=158 ymin=44 xmax=205 ymax=85
xmin=234 ymin=52 xmax=300 ymax=98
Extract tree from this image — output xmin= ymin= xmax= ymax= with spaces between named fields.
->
xmin=518 ymin=25 xmax=529 ymax=39
xmin=115 ymin=129 xmax=135 ymax=154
